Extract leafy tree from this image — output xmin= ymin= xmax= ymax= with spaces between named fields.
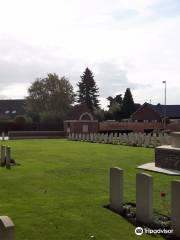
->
xmin=107 ymin=94 xmax=123 ymax=120
xmin=121 ymin=88 xmax=135 ymax=118
xmin=26 ymin=73 xmax=75 ymax=123
xmin=77 ymin=68 xmax=99 ymax=109
xmin=114 ymin=94 xmax=123 ymax=105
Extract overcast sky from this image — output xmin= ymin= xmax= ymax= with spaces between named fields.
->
xmin=0 ymin=0 xmax=180 ymax=108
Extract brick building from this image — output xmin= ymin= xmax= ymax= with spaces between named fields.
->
xmin=64 ymin=104 xmax=99 ymax=134
xmin=131 ymin=102 xmax=180 ymax=122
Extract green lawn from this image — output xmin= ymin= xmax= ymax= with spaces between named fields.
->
xmin=0 ymin=139 xmax=179 ymax=240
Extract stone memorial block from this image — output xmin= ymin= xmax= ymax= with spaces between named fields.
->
xmin=110 ymin=167 xmax=123 ymax=213
xmin=136 ymin=173 xmax=153 ymax=224
xmin=171 ymin=180 xmax=180 ymax=238
xmin=1 ymin=145 xmax=6 ymax=167
xmin=155 ymin=132 xmax=180 ymax=170
xmin=0 ymin=216 xmax=15 ymax=240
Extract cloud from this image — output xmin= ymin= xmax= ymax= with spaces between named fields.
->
xmin=0 ymin=0 xmax=179 ymax=107
xmin=95 ymin=61 xmax=150 ymax=98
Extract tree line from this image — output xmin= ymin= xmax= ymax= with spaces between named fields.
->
xmin=25 ymin=67 xmax=136 ymax=124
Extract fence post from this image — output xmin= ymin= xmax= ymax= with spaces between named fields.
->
xmin=136 ymin=173 xmax=153 ymax=224
xmin=110 ymin=167 xmax=123 ymax=213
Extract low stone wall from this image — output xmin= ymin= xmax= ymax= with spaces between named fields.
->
xmin=155 ymin=147 xmax=180 ymax=170
xmin=8 ymin=131 xmax=65 ymax=140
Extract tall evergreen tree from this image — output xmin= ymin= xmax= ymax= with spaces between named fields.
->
xmin=121 ymin=88 xmax=135 ymax=118
xmin=77 ymin=68 xmax=99 ymax=109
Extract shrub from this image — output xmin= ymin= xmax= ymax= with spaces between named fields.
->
xmin=15 ymin=115 xmax=26 ymax=124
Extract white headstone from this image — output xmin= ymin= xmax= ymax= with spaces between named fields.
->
xmin=136 ymin=173 xmax=153 ymax=224
xmin=110 ymin=167 xmax=123 ymax=213
xmin=0 ymin=216 xmax=15 ymax=240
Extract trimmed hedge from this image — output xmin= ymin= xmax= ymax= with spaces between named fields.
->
xmin=8 ymin=131 xmax=65 ymax=139
xmin=0 ymin=122 xmax=63 ymax=133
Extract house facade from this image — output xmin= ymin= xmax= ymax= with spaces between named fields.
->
xmin=131 ymin=103 xmax=162 ymax=122
xmin=131 ymin=103 xmax=180 ymax=123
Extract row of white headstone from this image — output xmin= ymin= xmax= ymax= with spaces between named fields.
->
xmin=110 ymin=167 xmax=180 ymax=238
xmin=68 ymin=132 xmax=170 ymax=148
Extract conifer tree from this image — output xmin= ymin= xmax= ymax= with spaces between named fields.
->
xmin=121 ymin=88 xmax=135 ymax=118
xmin=77 ymin=68 xmax=99 ymax=109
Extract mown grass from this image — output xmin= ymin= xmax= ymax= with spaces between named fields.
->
xmin=0 ymin=139 xmax=179 ymax=240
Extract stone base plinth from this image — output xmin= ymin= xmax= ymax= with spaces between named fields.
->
xmin=155 ymin=146 xmax=180 ymax=171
